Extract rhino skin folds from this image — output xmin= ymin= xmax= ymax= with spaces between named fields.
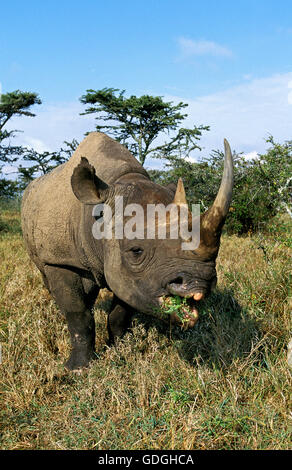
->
xmin=21 ymin=132 xmax=233 ymax=370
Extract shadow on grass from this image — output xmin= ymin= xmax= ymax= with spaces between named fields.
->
xmin=133 ymin=288 xmax=262 ymax=370
xmin=46 ymin=287 xmax=264 ymax=373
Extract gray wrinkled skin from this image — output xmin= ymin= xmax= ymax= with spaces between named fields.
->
xmin=21 ymin=132 xmax=232 ymax=370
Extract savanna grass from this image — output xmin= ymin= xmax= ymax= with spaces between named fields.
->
xmin=0 ymin=208 xmax=291 ymax=449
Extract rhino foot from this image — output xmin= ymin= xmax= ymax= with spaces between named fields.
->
xmin=107 ymin=299 xmax=134 ymax=345
xmin=65 ymin=349 xmax=97 ymax=371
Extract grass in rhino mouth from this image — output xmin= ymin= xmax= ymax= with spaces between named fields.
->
xmin=157 ymin=295 xmax=198 ymax=326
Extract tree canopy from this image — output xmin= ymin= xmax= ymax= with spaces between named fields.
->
xmin=0 ymin=90 xmax=79 ymax=195
xmin=0 ymin=90 xmax=42 ymax=197
xmin=0 ymin=90 xmax=42 ymax=165
xmin=80 ymin=87 xmax=209 ymax=166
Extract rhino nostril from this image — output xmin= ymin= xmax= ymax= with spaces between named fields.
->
xmin=169 ymin=276 xmax=184 ymax=285
xmin=167 ymin=276 xmax=187 ymax=296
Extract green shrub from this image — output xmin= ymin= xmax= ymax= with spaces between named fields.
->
xmin=152 ymin=136 xmax=292 ymax=234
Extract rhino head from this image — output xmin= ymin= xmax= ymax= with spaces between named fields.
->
xmin=71 ymin=140 xmax=233 ymax=329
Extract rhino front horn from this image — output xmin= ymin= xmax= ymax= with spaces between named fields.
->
xmin=201 ymin=139 xmax=234 ymax=250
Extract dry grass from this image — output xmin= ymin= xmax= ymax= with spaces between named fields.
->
xmin=0 ymin=208 xmax=291 ymax=450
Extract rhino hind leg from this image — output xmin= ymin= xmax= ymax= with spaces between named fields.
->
xmin=107 ymin=296 xmax=134 ymax=345
xmin=43 ymin=265 xmax=99 ymax=371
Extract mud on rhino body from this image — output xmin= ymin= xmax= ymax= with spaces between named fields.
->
xmin=21 ymin=132 xmax=233 ymax=370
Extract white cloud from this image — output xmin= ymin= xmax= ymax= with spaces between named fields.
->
xmin=177 ymin=37 xmax=233 ymax=59
xmin=243 ymin=151 xmax=259 ymax=161
xmin=2 ymin=165 xmax=17 ymax=175
xmin=166 ymin=72 xmax=292 ymax=157
xmin=6 ymin=101 xmax=96 ymax=154
xmin=4 ymin=72 xmax=292 ymax=171
xmin=288 ymin=80 xmax=292 ymax=104
xmin=185 ymin=155 xmax=198 ymax=163
xmin=243 ymin=74 xmax=253 ymax=81
xmin=23 ymin=137 xmax=51 ymax=153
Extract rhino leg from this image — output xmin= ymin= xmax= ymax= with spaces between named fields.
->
xmin=107 ymin=296 xmax=134 ymax=345
xmin=43 ymin=265 xmax=99 ymax=370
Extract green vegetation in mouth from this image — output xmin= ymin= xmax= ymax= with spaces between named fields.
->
xmin=159 ymin=295 xmax=197 ymax=326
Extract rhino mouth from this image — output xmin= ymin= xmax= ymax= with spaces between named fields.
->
xmin=166 ymin=278 xmax=204 ymax=299
xmin=158 ymin=293 xmax=201 ymax=330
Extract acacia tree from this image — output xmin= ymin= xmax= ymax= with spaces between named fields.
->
xmin=0 ymin=90 xmax=42 ymax=162
xmin=0 ymin=90 xmax=41 ymax=196
xmin=0 ymin=90 xmax=79 ymax=193
xmin=80 ymin=87 xmax=209 ymax=166
xmin=17 ymin=139 xmax=79 ymax=190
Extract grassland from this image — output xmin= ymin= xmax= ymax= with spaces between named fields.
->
xmin=0 ymin=206 xmax=291 ymax=450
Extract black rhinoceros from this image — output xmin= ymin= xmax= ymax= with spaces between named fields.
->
xmin=21 ymin=132 xmax=233 ymax=370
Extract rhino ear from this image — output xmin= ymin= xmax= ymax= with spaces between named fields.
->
xmin=71 ymin=157 xmax=109 ymax=204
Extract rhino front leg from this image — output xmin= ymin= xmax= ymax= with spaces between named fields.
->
xmin=43 ymin=265 xmax=99 ymax=371
xmin=107 ymin=297 xmax=134 ymax=345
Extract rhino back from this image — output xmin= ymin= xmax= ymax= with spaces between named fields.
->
xmin=21 ymin=132 xmax=149 ymax=270
xmin=67 ymin=131 xmax=148 ymax=184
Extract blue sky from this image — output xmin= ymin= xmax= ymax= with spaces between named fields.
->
xmin=1 ymin=0 xmax=292 ymax=169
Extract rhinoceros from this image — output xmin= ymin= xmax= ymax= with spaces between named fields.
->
xmin=21 ymin=132 xmax=233 ymax=370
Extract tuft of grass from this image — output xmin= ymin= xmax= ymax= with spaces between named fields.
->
xmin=0 ymin=211 xmax=291 ymax=450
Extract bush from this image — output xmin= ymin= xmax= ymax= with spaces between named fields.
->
xmin=151 ymin=136 xmax=292 ymax=234
xmin=0 ymin=178 xmax=21 ymax=200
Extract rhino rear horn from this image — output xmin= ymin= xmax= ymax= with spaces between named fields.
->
xmin=173 ymin=177 xmax=187 ymax=206
xmin=71 ymin=157 xmax=109 ymax=204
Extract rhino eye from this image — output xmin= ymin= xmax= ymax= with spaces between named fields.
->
xmin=130 ymin=247 xmax=143 ymax=256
